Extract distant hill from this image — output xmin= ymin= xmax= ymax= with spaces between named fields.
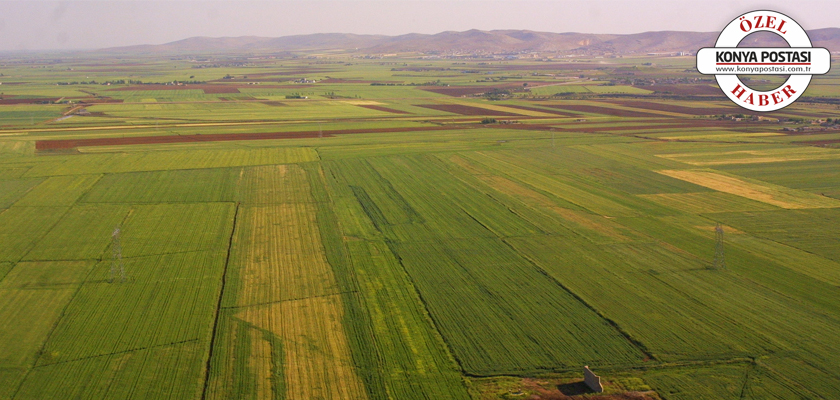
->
xmin=99 ymin=28 xmax=840 ymax=54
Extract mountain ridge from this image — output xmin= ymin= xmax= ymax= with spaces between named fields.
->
xmin=99 ymin=28 xmax=840 ymax=54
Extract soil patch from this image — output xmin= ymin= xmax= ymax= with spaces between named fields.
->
xmin=35 ymin=125 xmax=468 ymax=150
xmin=417 ymin=103 xmax=523 ymax=116
xmin=0 ymin=98 xmax=60 ymax=105
xmin=319 ymin=79 xmax=403 ymax=84
xmin=603 ymin=100 xmax=744 ymax=116
xmin=356 ymin=105 xmax=410 ymax=114
xmin=545 ymin=104 xmax=666 ymax=118
xmin=502 ymin=104 xmax=580 ymax=117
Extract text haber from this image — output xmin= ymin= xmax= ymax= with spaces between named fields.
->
xmin=730 ymin=83 xmax=797 ymax=108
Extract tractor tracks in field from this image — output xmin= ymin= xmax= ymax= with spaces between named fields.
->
xmin=200 ymin=201 xmax=240 ymax=400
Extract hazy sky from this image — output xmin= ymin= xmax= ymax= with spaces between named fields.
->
xmin=1 ymin=0 xmax=838 ymax=51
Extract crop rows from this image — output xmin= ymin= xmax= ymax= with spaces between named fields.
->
xmin=324 ymin=156 xmax=644 ymax=375
xmin=23 ymin=147 xmax=317 ymax=177
xmin=82 ymin=168 xmax=241 ymax=203
xmin=208 ymin=163 xmax=369 ymax=400
xmin=0 ymin=178 xmax=43 ymax=208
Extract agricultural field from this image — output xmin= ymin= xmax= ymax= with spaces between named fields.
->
xmin=1 ymin=50 xmax=840 ymax=400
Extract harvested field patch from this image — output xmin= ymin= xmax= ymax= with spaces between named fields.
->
xmin=658 ymin=169 xmax=840 ymax=209
xmin=416 ymin=103 xmax=522 ymax=116
xmin=35 ymin=125 xmax=466 ymax=150
xmin=639 ymin=191 xmax=780 ymax=213
xmin=237 ymin=295 xmax=368 ymax=400
xmin=357 ymin=104 xmax=410 ymax=114
xmin=545 ymin=104 xmax=666 ymax=118
xmin=228 ymin=204 xmax=339 ymax=307
xmin=658 ymin=147 xmax=840 ymax=166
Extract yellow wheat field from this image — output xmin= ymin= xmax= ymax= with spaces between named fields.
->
xmin=658 ymin=170 xmax=840 ymax=209
xmin=238 ymin=295 xmax=367 ymax=400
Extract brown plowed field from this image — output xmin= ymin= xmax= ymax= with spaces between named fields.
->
xmin=417 ymin=104 xmax=523 ymax=116
xmin=545 ymin=104 xmax=665 ymax=118
xmin=357 ymin=105 xmax=410 ymax=114
xmin=490 ymin=64 xmax=605 ymax=71
xmin=35 ymin=125 xmax=468 ymax=150
xmin=503 ymin=104 xmax=580 ymax=117
xmin=319 ymin=79 xmax=403 ymax=84
xmin=604 ymin=100 xmax=743 ymax=115
xmin=571 ymin=121 xmax=756 ymax=133
xmin=793 ymin=138 xmax=840 ymax=146
xmin=607 ymin=100 xmax=828 ymax=119
xmin=0 ymin=98 xmax=59 ymax=105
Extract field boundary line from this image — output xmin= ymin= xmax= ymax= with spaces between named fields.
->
xmin=500 ymin=238 xmax=657 ymax=361
xmin=9 ymin=259 xmax=99 ymax=399
xmin=32 ymin=338 xmax=200 ymax=369
xmin=220 ymin=290 xmax=359 ymax=310
xmin=200 ymin=201 xmax=240 ymax=400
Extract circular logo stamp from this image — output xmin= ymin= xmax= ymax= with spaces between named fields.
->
xmin=696 ymin=10 xmax=831 ymax=112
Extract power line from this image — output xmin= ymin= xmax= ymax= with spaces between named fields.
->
xmin=110 ymin=227 xmax=125 ymax=283
xmin=714 ymin=223 xmax=727 ymax=270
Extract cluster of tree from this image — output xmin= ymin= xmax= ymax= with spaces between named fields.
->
xmin=56 ymin=79 xmax=206 ymax=86
xmin=483 ymin=88 xmax=512 ymax=100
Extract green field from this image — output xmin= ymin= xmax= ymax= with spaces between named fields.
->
xmin=1 ymin=51 xmax=840 ymax=400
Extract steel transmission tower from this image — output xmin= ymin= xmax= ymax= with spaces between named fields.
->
xmin=110 ymin=227 xmax=126 ymax=283
xmin=714 ymin=223 xmax=727 ymax=270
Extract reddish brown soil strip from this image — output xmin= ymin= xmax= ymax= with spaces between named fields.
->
xmin=261 ymin=101 xmax=288 ymax=107
xmin=636 ymin=84 xmax=723 ymax=96
xmin=35 ymin=125 xmax=467 ymax=150
xmin=319 ymin=78 xmax=403 ymax=84
xmin=603 ymin=100 xmax=743 ymax=115
xmin=357 ymin=105 xmax=410 ymax=114
xmin=544 ymin=104 xmax=667 ymax=118
xmin=0 ymin=98 xmax=60 ymax=105
xmin=782 ymin=128 xmax=840 ymax=136
xmin=420 ymin=82 xmax=543 ymax=97
xmin=793 ymin=138 xmax=840 ymax=146
xmin=572 ymin=121 xmax=753 ymax=133
xmin=76 ymin=98 xmax=124 ymax=104
xmin=502 ymin=104 xmax=580 ymax=117
xmin=416 ymin=104 xmax=523 ymax=116
xmin=488 ymin=63 xmax=607 ymax=71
